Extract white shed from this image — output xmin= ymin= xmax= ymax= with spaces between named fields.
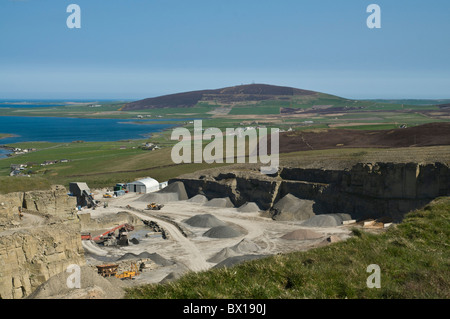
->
xmin=127 ymin=177 xmax=160 ymax=194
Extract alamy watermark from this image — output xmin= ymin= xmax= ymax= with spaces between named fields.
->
xmin=367 ymin=4 xmax=381 ymax=29
xmin=366 ymin=264 xmax=381 ymax=288
xmin=170 ymin=120 xmax=279 ymax=175
xmin=66 ymin=4 xmax=81 ymax=29
xmin=65 ymin=4 xmax=381 ymax=30
xmin=66 ymin=264 xmax=81 ymax=289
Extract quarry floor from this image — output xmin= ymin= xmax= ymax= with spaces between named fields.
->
xmin=81 ymin=192 xmax=354 ymax=287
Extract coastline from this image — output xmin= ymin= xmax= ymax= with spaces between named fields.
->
xmin=0 ymin=133 xmax=20 ymax=143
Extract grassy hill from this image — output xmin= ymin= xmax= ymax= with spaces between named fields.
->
xmin=125 ymin=197 xmax=450 ymax=299
xmin=121 ymin=84 xmax=318 ymax=111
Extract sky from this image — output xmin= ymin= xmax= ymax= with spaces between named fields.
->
xmin=0 ymin=0 xmax=449 ymax=99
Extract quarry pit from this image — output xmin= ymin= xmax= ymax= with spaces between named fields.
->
xmin=1 ymin=161 xmax=449 ymax=299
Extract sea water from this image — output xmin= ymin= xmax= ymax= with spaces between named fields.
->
xmin=0 ymin=116 xmax=191 ymax=158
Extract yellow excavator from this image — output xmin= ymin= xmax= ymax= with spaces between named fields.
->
xmin=147 ymin=202 xmax=164 ymax=210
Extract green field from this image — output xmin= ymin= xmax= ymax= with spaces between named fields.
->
xmin=0 ymin=95 xmax=447 ymax=122
xmin=0 ymin=139 xmax=232 ymax=189
xmin=1 ymin=95 xmax=449 ymax=189
xmin=125 ymin=196 xmax=450 ymax=299
xmin=0 ymin=176 xmax=51 ymax=194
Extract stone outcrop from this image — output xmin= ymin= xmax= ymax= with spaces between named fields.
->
xmin=0 ymin=192 xmax=24 ymax=224
xmin=23 ymin=185 xmax=78 ymax=222
xmin=0 ymin=223 xmax=85 ymax=299
xmin=0 ymin=185 xmax=84 ymax=299
xmin=0 ymin=185 xmax=77 ymax=229
xmin=171 ymin=162 xmax=450 ymax=222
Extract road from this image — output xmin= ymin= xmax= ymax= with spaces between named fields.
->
xmin=118 ymin=208 xmax=211 ymax=272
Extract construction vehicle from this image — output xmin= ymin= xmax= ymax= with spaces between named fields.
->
xmin=81 ymin=232 xmax=92 ymax=240
xmin=147 ymin=202 xmax=164 ymax=210
xmin=96 ymin=263 xmax=139 ymax=280
xmin=96 ymin=264 xmax=119 ymax=277
xmin=115 ymin=263 xmax=139 ymax=279
xmin=82 ymin=223 xmax=135 ymax=244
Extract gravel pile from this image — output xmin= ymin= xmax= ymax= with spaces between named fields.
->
xmin=26 ymin=266 xmax=125 ymax=299
xmin=271 ymin=194 xmax=315 ymax=221
xmin=203 ymin=225 xmax=242 ymax=238
xmin=135 ymin=181 xmax=188 ymax=204
xmin=230 ymin=238 xmax=261 ymax=254
xmin=281 ymin=229 xmax=323 ymax=240
xmin=117 ymin=252 xmax=173 ymax=266
xmin=213 ymin=255 xmax=267 ymax=269
xmin=183 ymin=214 xmax=226 ymax=228
xmin=159 ymin=264 xmax=189 ymax=284
xmin=208 ymin=239 xmax=261 ymax=263
xmin=207 ymin=247 xmax=238 ymax=263
xmin=203 ymin=197 xmax=234 ymax=208
xmin=187 ymin=194 xmax=208 ymax=204
xmin=301 ymin=214 xmax=352 ymax=227
xmin=237 ymin=202 xmax=261 ymax=213
xmin=158 ymin=181 xmax=188 ymax=200
xmin=135 ymin=192 xmax=178 ymax=204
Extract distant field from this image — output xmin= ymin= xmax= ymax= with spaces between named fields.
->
xmin=0 ymin=140 xmax=231 ymax=189
xmin=0 ymin=176 xmax=51 ymax=194
xmin=2 ymin=131 xmax=449 ymax=190
xmin=1 ymin=95 xmax=449 ymax=190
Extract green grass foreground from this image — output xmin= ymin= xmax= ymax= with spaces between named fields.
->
xmin=125 ymin=197 xmax=450 ymax=299
xmin=0 ymin=176 xmax=51 ymax=194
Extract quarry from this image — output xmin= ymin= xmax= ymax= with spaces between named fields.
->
xmin=0 ymin=161 xmax=449 ymax=299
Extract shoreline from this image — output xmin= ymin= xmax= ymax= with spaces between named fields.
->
xmin=0 ymin=115 xmax=189 ymax=145
xmin=0 ymin=134 xmax=19 ymax=141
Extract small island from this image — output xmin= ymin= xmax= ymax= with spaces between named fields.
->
xmin=0 ymin=133 xmax=13 ymax=139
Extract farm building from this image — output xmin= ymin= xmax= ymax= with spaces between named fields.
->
xmin=127 ymin=177 xmax=160 ymax=194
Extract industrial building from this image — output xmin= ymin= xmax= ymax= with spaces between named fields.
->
xmin=127 ymin=177 xmax=160 ymax=194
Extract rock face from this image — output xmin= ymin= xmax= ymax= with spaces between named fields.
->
xmin=171 ymin=162 xmax=450 ymax=222
xmin=0 ymin=224 xmax=85 ymax=299
xmin=0 ymin=185 xmax=77 ymax=228
xmin=0 ymin=185 xmax=85 ymax=299
xmin=23 ymin=185 xmax=78 ymax=222
xmin=0 ymin=192 xmax=24 ymax=223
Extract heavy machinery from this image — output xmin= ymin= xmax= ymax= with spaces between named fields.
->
xmin=69 ymin=182 xmax=98 ymax=208
xmin=96 ymin=263 xmax=139 ymax=280
xmin=115 ymin=263 xmax=139 ymax=280
xmin=81 ymin=232 xmax=92 ymax=240
xmin=96 ymin=264 xmax=118 ymax=277
xmin=147 ymin=202 xmax=164 ymax=210
xmin=82 ymin=223 xmax=135 ymax=245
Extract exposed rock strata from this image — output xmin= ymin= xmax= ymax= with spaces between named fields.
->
xmin=171 ymin=162 xmax=450 ymax=221
xmin=0 ymin=186 xmax=84 ymax=299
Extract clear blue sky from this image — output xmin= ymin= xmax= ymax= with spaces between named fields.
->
xmin=0 ymin=0 xmax=449 ymax=99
